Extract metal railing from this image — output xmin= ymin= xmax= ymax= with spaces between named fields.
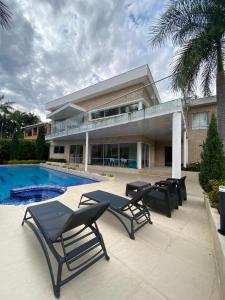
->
xmin=46 ymin=99 xmax=182 ymax=140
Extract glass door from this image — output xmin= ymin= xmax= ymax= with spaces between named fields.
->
xmin=70 ymin=145 xmax=83 ymax=163
xmin=142 ymin=144 xmax=150 ymax=168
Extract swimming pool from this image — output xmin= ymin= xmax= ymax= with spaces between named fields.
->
xmin=0 ymin=165 xmax=97 ymax=205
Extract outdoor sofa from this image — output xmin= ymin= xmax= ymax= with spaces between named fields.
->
xmin=22 ymin=201 xmax=110 ymax=298
xmin=143 ymin=181 xmax=179 ymax=217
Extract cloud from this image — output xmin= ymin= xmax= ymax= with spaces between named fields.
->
xmin=0 ymin=0 xmax=180 ymax=120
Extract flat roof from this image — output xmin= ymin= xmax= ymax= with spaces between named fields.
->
xmin=45 ymin=65 xmax=161 ymax=111
xmin=189 ymin=96 xmax=216 ymax=107
xmin=22 ymin=122 xmax=48 ymax=129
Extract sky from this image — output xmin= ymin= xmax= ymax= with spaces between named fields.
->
xmin=0 ymin=0 xmax=180 ymax=121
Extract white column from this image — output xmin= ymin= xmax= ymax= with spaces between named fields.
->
xmin=172 ymin=112 xmax=182 ymax=178
xmin=138 ymin=101 xmax=143 ymax=110
xmin=85 ymin=132 xmax=89 ymax=172
xmin=137 ymin=142 xmax=142 ymax=169
xmin=183 ymin=130 xmax=187 ymax=168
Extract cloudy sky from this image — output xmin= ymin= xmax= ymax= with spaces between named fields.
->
xmin=1 ymin=0 xmax=180 ymax=120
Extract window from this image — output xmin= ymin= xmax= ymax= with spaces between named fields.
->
xmin=90 ymin=102 xmax=141 ymax=120
xmin=54 ymin=146 xmax=65 ymax=154
xmin=192 ymin=112 xmax=209 ymax=129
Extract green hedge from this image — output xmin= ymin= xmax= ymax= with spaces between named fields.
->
xmin=8 ymin=160 xmax=43 ymax=164
xmin=48 ymin=158 xmax=67 ymax=163
xmin=208 ymin=179 xmax=225 ymax=210
xmin=0 ymin=139 xmax=49 ymax=163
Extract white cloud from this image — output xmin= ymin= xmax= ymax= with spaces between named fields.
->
xmin=1 ymin=0 xmax=182 ymax=120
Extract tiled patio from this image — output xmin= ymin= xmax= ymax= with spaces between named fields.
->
xmin=0 ymin=171 xmax=221 ymax=300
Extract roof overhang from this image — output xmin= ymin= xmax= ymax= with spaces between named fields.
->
xmin=46 ymin=65 xmax=161 ymax=111
xmin=47 ymin=103 xmax=86 ymax=121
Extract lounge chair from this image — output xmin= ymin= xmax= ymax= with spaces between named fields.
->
xmin=78 ymin=188 xmax=152 ymax=240
xmin=143 ymin=181 xmax=179 ymax=218
xmin=22 ymin=201 xmax=110 ymax=298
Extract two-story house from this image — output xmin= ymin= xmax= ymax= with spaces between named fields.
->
xmin=45 ymin=65 xmax=189 ymax=178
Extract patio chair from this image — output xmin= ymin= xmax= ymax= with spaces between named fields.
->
xmin=166 ymin=176 xmax=187 ymax=205
xmin=78 ymin=188 xmax=152 ymax=240
xmin=143 ymin=182 xmax=178 ymax=218
xmin=22 ymin=201 xmax=110 ymax=298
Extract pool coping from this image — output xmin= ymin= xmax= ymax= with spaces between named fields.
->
xmin=40 ymin=163 xmax=113 ymax=182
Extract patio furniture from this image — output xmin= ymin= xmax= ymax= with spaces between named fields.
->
xmin=126 ymin=181 xmax=151 ymax=196
xmin=166 ymin=176 xmax=187 ymax=205
xmin=120 ymin=158 xmax=127 ymax=167
xmin=143 ymin=182 xmax=179 ymax=218
xmin=109 ymin=158 xmax=115 ymax=166
xmin=22 ymin=201 xmax=110 ymax=298
xmin=79 ymin=189 xmax=152 ymax=239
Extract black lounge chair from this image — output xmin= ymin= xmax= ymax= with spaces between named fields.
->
xmin=166 ymin=176 xmax=187 ymax=205
xmin=22 ymin=201 xmax=110 ymax=298
xmin=78 ymin=189 xmax=152 ymax=240
xmin=143 ymin=182 xmax=179 ymax=218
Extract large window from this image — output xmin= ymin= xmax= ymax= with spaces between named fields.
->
xmin=54 ymin=146 xmax=65 ymax=154
xmin=192 ymin=112 xmax=209 ymax=129
xmin=90 ymin=143 xmax=137 ymax=168
xmin=90 ymin=102 xmax=140 ymax=120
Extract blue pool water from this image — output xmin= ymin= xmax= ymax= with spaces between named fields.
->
xmin=0 ymin=165 xmax=97 ymax=205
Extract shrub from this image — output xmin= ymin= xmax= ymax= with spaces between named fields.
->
xmin=199 ymin=114 xmax=225 ymax=191
xmin=182 ymin=162 xmax=200 ymax=172
xmin=17 ymin=140 xmax=37 ymax=160
xmin=48 ymin=158 xmax=67 ymax=163
xmin=0 ymin=139 xmax=11 ymax=162
xmin=208 ymin=179 xmax=225 ymax=209
xmin=8 ymin=160 xmax=43 ymax=164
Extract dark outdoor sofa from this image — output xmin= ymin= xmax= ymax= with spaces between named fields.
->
xmin=166 ymin=176 xmax=187 ymax=205
xmin=143 ymin=181 xmax=179 ymax=218
xmin=79 ymin=188 xmax=152 ymax=239
xmin=22 ymin=201 xmax=110 ymax=298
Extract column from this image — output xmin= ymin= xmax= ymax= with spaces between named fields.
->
xmin=172 ymin=112 xmax=182 ymax=178
xmin=183 ymin=130 xmax=187 ymax=168
xmin=137 ymin=142 xmax=142 ymax=169
xmin=85 ymin=132 xmax=89 ymax=172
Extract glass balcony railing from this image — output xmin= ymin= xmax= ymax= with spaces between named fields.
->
xmin=46 ymin=99 xmax=183 ymax=140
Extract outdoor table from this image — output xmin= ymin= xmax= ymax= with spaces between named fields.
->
xmin=126 ymin=181 xmax=151 ymax=196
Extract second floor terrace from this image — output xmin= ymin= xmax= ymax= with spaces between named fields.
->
xmin=46 ymin=99 xmax=185 ymax=140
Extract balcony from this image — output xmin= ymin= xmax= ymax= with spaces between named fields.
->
xmin=46 ymin=99 xmax=183 ymax=140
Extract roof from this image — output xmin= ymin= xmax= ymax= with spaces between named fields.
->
xmin=45 ymin=65 xmax=161 ymax=111
xmin=22 ymin=122 xmax=48 ymax=130
xmin=189 ymin=96 xmax=216 ymax=107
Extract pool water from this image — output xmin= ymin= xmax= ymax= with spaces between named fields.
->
xmin=0 ymin=165 xmax=97 ymax=205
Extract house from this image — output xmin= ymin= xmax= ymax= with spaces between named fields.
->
xmin=22 ymin=122 xmax=49 ymax=140
xmin=45 ymin=65 xmax=217 ymax=177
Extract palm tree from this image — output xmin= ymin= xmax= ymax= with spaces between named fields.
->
xmin=0 ymin=95 xmax=15 ymax=138
xmin=0 ymin=1 xmax=11 ymax=29
xmin=149 ymin=0 xmax=225 ymax=150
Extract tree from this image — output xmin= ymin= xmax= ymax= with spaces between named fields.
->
xmin=0 ymin=1 xmax=11 ymax=29
xmin=149 ymin=0 xmax=225 ymax=150
xmin=10 ymin=131 xmax=19 ymax=160
xmin=199 ymin=114 xmax=225 ymax=191
xmin=36 ymin=126 xmax=46 ymax=160
xmin=0 ymin=95 xmax=15 ymax=138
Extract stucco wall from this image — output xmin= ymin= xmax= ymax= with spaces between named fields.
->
xmin=187 ymin=104 xmax=217 ymax=163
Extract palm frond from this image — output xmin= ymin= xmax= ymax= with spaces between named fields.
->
xmin=0 ymin=1 xmax=11 ymax=29
xmin=149 ymin=0 xmax=207 ymax=47
xmin=200 ymin=52 xmax=216 ymax=96
xmin=171 ymin=32 xmax=215 ymax=94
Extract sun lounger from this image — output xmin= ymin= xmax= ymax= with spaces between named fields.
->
xmin=22 ymin=201 xmax=109 ymax=298
xmin=78 ymin=189 xmax=152 ymax=240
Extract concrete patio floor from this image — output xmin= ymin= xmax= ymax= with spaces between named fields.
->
xmin=0 ymin=171 xmax=222 ymax=300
